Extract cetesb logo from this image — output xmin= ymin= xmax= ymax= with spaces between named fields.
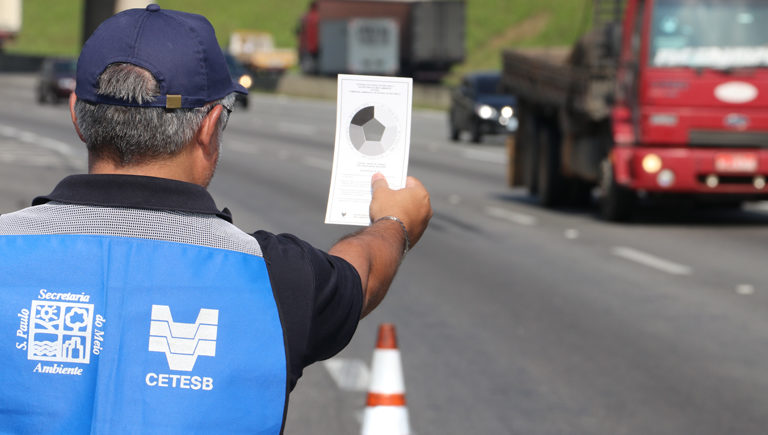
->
xmin=148 ymin=305 xmax=218 ymax=371
xmin=145 ymin=305 xmax=218 ymax=391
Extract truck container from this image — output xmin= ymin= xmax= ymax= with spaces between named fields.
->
xmin=501 ymin=0 xmax=768 ymax=220
xmin=0 ymin=0 xmax=22 ymax=51
xmin=297 ymin=0 xmax=465 ymax=81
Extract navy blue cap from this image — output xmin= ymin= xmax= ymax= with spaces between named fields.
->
xmin=75 ymin=4 xmax=247 ymax=109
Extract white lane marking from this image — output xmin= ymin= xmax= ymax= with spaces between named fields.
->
xmin=301 ymin=155 xmax=330 ymax=170
xmin=324 ymin=358 xmax=370 ymax=392
xmin=736 ymin=284 xmax=755 ymax=295
xmin=485 ymin=206 xmax=537 ymax=226
xmin=0 ymin=125 xmax=84 ymax=169
xmin=277 ymin=122 xmax=317 ymax=136
xmin=0 ymin=125 xmax=17 ymax=137
xmin=38 ymin=137 xmax=75 ymax=157
xmin=612 ymin=246 xmax=692 ymax=276
xmin=748 ymin=202 xmax=768 ymax=212
xmin=564 ymin=228 xmax=580 ymax=240
xmin=461 ymin=149 xmax=505 ymax=164
xmin=17 ymin=131 xmax=38 ymax=143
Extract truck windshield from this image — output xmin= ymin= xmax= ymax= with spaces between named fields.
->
xmin=650 ymin=0 xmax=768 ymax=68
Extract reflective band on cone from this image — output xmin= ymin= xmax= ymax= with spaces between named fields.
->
xmin=361 ymin=323 xmax=410 ymax=435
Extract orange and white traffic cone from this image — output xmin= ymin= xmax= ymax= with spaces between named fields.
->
xmin=361 ymin=323 xmax=410 ymax=435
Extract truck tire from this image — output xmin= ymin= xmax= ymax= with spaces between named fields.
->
xmin=516 ymin=103 xmax=538 ymax=195
xmin=599 ymin=159 xmax=635 ymax=221
xmin=564 ymin=179 xmax=593 ymax=207
xmin=536 ymin=121 xmax=563 ymax=207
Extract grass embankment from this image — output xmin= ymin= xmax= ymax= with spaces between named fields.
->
xmin=8 ymin=0 xmax=591 ymax=82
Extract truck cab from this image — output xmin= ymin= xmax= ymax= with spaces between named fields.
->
xmin=502 ymin=0 xmax=768 ymax=220
xmin=613 ymin=0 xmax=768 ymax=199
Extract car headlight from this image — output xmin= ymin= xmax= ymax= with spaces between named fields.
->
xmin=238 ymin=74 xmax=253 ymax=89
xmin=475 ymin=104 xmax=496 ymax=120
xmin=500 ymin=106 xmax=514 ymax=119
xmin=58 ymin=78 xmax=76 ymax=91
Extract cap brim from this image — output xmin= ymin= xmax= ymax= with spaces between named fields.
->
xmin=234 ymin=83 xmax=248 ymax=95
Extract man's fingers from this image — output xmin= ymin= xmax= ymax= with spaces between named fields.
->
xmin=371 ymin=172 xmax=389 ymax=193
xmin=405 ymin=176 xmax=424 ymax=189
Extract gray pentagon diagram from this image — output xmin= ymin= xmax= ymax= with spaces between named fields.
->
xmin=363 ymin=117 xmax=385 ymax=142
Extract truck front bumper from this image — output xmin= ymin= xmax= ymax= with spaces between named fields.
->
xmin=612 ymin=147 xmax=768 ymax=195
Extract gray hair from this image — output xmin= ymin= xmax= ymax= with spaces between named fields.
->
xmin=74 ymin=63 xmax=235 ymax=165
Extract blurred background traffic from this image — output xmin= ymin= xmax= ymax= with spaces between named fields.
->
xmin=3 ymin=1 xmax=768 ymax=434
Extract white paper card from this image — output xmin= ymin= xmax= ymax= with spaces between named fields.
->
xmin=325 ymin=74 xmax=413 ymax=226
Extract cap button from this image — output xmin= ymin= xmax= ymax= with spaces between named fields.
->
xmin=146 ymin=4 xmax=160 ymax=12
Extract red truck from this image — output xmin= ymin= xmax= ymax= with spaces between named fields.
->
xmin=502 ymin=0 xmax=768 ymax=220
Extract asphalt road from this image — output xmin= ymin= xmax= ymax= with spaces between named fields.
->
xmin=3 ymin=73 xmax=768 ymax=434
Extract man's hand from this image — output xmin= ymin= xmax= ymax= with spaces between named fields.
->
xmin=370 ymin=172 xmax=432 ymax=249
xmin=329 ymin=173 xmax=432 ymax=318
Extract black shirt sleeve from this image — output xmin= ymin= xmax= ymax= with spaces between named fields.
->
xmin=252 ymin=231 xmax=363 ymax=391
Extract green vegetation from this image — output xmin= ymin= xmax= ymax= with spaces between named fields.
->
xmin=7 ymin=0 xmax=312 ymax=56
xmin=7 ymin=0 xmax=592 ymax=79
xmin=449 ymin=0 xmax=591 ymax=83
xmin=7 ymin=0 xmax=83 ymax=56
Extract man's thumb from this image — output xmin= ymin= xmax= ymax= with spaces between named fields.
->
xmin=371 ymin=172 xmax=389 ymax=192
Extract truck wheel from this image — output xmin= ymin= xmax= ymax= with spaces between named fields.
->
xmin=599 ymin=159 xmax=635 ymax=221
xmin=536 ymin=122 xmax=563 ymax=207
xmin=565 ymin=179 xmax=593 ymax=207
xmin=518 ymin=106 xmax=538 ymax=195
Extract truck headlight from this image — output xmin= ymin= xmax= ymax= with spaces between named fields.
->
xmin=641 ymin=154 xmax=662 ymax=174
xmin=476 ymin=104 xmax=496 ymax=120
xmin=500 ymin=106 xmax=514 ymax=119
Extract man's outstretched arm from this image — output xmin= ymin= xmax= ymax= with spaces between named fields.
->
xmin=329 ymin=173 xmax=432 ymax=318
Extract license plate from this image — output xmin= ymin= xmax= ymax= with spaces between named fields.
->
xmin=715 ymin=153 xmax=758 ymax=173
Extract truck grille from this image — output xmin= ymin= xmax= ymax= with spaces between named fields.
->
xmin=689 ymin=130 xmax=768 ymax=148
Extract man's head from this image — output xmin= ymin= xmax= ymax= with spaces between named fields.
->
xmin=70 ymin=5 xmax=247 ymax=185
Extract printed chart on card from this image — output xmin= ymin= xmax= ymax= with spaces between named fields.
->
xmin=325 ymin=74 xmax=413 ymax=226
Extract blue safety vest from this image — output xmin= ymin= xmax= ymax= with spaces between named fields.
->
xmin=0 ymin=230 xmax=287 ymax=433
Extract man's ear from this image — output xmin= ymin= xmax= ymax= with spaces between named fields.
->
xmin=69 ymin=93 xmax=85 ymax=143
xmin=196 ymin=104 xmax=223 ymax=159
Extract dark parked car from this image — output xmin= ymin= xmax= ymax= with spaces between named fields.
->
xmin=36 ymin=58 xmax=77 ymax=104
xmin=224 ymin=54 xmax=252 ymax=109
xmin=449 ymin=71 xmax=517 ymax=143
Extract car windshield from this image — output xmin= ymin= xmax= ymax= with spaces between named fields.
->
xmin=474 ymin=75 xmax=501 ymax=94
xmin=53 ymin=60 xmax=76 ymax=74
xmin=650 ymin=0 xmax=768 ymax=68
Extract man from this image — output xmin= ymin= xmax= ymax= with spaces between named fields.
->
xmin=0 ymin=5 xmax=431 ymax=433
